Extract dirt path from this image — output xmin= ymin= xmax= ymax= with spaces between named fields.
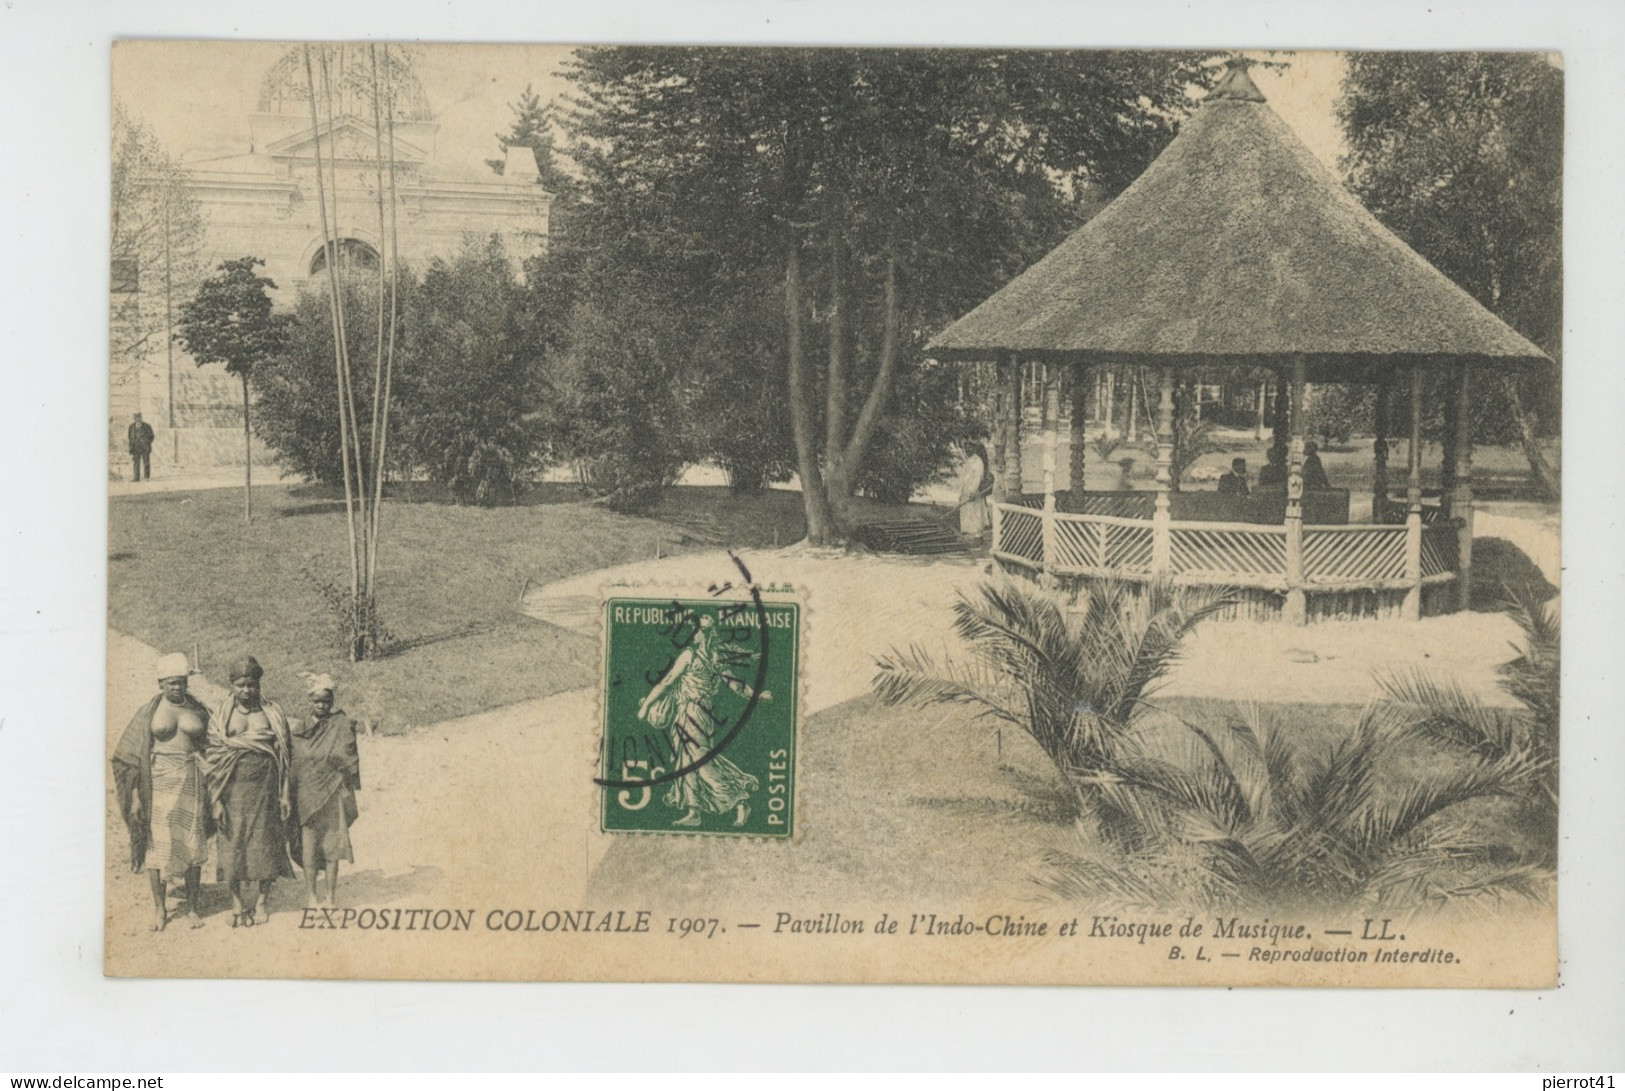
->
xmin=525 ymin=545 xmax=1529 ymax=710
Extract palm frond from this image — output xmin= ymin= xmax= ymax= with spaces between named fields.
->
xmin=1497 ymin=581 xmax=1560 ymax=733
xmin=1352 ymin=758 xmax=1521 ymax=855
xmin=872 ymin=643 xmax=1024 ymax=728
xmin=1375 ymin=666 xmax=1519 ymax=759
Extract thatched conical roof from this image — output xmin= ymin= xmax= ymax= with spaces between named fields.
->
xmin=927 ymin=65 xmax=1549 ymax=377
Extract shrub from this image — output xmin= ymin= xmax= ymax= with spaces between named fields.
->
xmin=255 ymin=281 xmax=395 ymax=487
xmin=1042 ymin=702 xmax=1547 ymax=915
xmin=873 ymin=576 xmax=1232 ymax=839
xmin=393 ymin=237 xmax=552 ymax=505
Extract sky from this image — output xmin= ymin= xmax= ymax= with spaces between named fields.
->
xmin=113 ymin=42 xmax=1349 ymax=179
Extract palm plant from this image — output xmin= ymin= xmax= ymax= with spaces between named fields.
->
xmin=872 ymin=576 xmax=1232 ymax=842
xmin=1043 ymin=703 xmax=1549 ymax=915
xmin=1374 ymin=581 xmax=1559 ymax=866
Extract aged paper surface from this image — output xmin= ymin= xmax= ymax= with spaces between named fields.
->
xmin=106 ymin=40 xmax=1561 ymax=986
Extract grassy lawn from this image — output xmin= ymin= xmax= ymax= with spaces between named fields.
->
xmin=108 ymin=481 xmax=948 ymax=732
xmin=110 ymin=483 xmax=764 ymax=731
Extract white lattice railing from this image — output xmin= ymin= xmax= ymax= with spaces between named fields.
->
xmin=1169 ymin=521 xmax=1286 ymax=577
xmin=992 ymin=503 xmax=1044 ymax=565
xmin=991 ymin=504 xmax=1456 ymax=593
xmin=1303 ymin=525 xmax=1407 ymax=583
xmin=1100 ymin=518 xmax=1155 ymax=574
xmin=1419 ymin=523 xmax=1458 ymax=578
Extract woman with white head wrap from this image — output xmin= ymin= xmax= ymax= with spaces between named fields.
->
xmin=289 ymin=671 xmax=362 ymax=908
xmin=111 ymin=652 xmax=212 ymax=930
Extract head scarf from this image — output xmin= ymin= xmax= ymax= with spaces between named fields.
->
xmin=228 ymin=655 xmax=264 ymax=682
xmin=155 ymin=652 xmax=191 ymax=681
xmin=303 ymin=672 xmax=337 ymax=697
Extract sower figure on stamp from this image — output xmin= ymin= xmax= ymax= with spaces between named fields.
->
xmin=127 ymin=412 xmax=155 ymax=482
xmin=112 ymin=652 xmax=214 ymax=931
xmin=206 ymin=655 xmax=294 ymax=927
xmin=637 ymin=615 xmax=770 ymax=828
xmin=289 ymin=672 xmax=361 ymax=909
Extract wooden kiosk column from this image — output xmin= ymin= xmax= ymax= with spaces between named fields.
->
xmin=1004 ymin=356 xmax=1023 ymax=500
xmin=1283 ymin=357 xmax=1307 ymax=625
xmin=1372 ymin=373 xmax=1391 ymax=519
xmin=1151 ymin=365 xmax=1175 ymax=573
xmin=1068 ymin=364 xmax=1088 ymax=501
xmin=989 ymin=359 xmax=1009 ymax=505
xmin=988 ymin=360 xmax=1008 ymax=558
xmin=1453 ymin=362 xmax=1475 ymax=611
xmin=1040 ymin=364 xmax=1061 ymax=581
xmin=1402 ymin=364 xmax=1425 ymax=620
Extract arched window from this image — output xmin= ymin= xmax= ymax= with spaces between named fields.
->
xmin=309 ymin=238 xmax=381 ymax=276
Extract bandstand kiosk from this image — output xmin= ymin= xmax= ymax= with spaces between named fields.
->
xmin=927 ymin=64 xmax=1551 ymax=623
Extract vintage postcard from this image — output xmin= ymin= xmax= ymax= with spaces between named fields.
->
xmin=106 ymin=40 xmax=1561 ymax=985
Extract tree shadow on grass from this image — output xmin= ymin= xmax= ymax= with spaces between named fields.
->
xmin=382 ymin=621 xmax=501 ymax=656
xmin=1469 ymin=536 xmax=1558 ymax=613
xmin=282 ymin=480 xmax=590 ymax=512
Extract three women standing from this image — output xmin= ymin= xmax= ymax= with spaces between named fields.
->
xmin=117 ymin=653 xmax=364 ymax=929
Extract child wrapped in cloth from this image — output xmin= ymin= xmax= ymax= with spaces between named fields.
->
xmin=288 ymin=672 xmax=361 ymax=908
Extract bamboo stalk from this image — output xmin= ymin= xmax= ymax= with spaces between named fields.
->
xmin=364 ymin=45 xmax=390 ymax=602
xmin=303 ymin=46 xmax=363 ymax=650
xmin=369 ymin=44 xmax=403 ymax=597
xmin=319 ymin=49 xmax=369 ymax=563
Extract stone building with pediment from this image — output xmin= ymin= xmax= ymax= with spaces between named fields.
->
xmin=111 ymin=48 xmax=552 ymax=475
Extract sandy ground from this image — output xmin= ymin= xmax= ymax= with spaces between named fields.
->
xmin=524 ymin=545 xmax=1532 ymax=710
xmin=105 ymin=629 xmax=607 ymax=977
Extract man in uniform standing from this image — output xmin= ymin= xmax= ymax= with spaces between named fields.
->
xmin=127 ymin=411 xmax=155 ymax=482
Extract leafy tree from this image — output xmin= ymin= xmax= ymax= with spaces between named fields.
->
xmin=1340 ymin=53 xmax=1562 ymax=498
xmin=556 ymin=264 xmax=702 ymax=510
xmin=393 ymin=237 xmax=551 ymax=505
xmin=487 ymin=83 xmax=575 ymax=196
xmin=255 ymin=279 xmax=397 ymax=487
xmin=561 ymin=48 xmax=1215 ymax=543
xmin=1302 ymin=384 xmax=1375 ymax=448
xmin=176 ymin=257 xmax=291 ymax=522
xmin=110 ymin=103 xmax=208 ymax=446
xmin=854 ymin=363 xmax=984 ymax=503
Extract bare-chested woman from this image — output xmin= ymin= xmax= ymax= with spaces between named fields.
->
xmin=113 ymin=652 xmax=212 ymax=931
xmin=206 ymin=656 xmax=293 ymax=927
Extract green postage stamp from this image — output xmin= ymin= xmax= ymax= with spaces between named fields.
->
xmin=598 ymin=593 xmax=800 ymax=838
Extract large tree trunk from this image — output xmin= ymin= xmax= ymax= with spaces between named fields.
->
xmin=822 ymin=235 xmax=853 ymax=531
xmin=785 ymin=238 xmax=834 ymax=545
xmin=1504 ymin=373 xmax=1560 ymax=501
xmin=241 ymin=371 xmax=252 ymax=524
xmin=825 ymin=249 xmax=901 ymax=533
